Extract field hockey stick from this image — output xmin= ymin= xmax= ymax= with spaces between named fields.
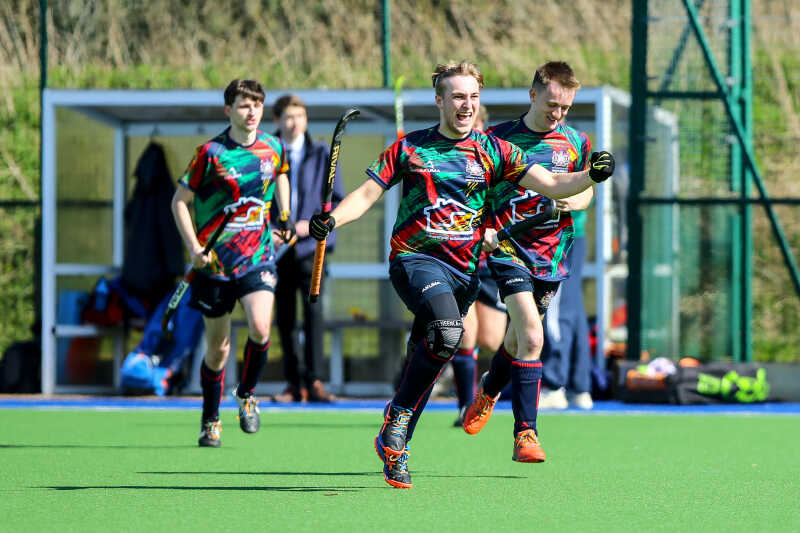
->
xmin=495 ymin=201 xmax=556 ymax=242
xmin=160 ymin=209 xmax=235 ymax=335
xmin=308 ymin=107 xmax=360 ymax=303
xmin=394 ymin=75 xmax=405 ymax=138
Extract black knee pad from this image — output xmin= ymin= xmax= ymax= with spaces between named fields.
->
xmin=425 ymin=319 xmax=464 ymax=359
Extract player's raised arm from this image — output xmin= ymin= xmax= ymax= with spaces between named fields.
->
xmin=309 ymin=178 xmax=385 ymax=240
xmin=519 ymin=151 xmax=615 ymax=199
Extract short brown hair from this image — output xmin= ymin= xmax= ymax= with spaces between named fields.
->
xmin=431 ymin=61 xmax=484 ymax=97
xmin=272 ymin=94 xmax=306 ymax=119
xmin=223 ymin=79 xmax=265 ymax=106
xmin=532 ymin=61 xmax=580 ymax=91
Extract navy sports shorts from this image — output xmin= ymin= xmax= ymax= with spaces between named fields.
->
xmin=189 ymin=264 xmax=277 ymax=318
xmin=488 ymin=260 xmax=560 ymax=315
xmin=389 ymin=256 xmax=479 ymax=316
xmin=476 ymin=267 xmax=506 ymax=312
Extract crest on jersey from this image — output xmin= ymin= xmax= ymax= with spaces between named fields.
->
xmin=464 ymin=159 xmax=485 ymax=183
xmin=551 ymin=150 xmax=570 ymax=168
xmin=224 ymin=197 xmax=266 ymax=230
xmin=424 ymin=198 xmax=478 ymax=240
xmin=260 ymin=158 xmax=275 ymax=180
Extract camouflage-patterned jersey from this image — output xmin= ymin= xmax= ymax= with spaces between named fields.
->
xmin=178 ymin=127 xmax=288 ymax=280
xmin=487 ymin=118 xmax=591 ymax=281
xmin=367 ymin=126 xmax=533 ymax=277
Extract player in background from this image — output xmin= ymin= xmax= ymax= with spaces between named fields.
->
xmin=462 ymin=61 xmax=600 ymax=462
xmin=448 ymin=104 xmax=509 ymax=426
xmin=172 ymin=79 xmax=293 ymax=447
xmin=270 ymin=94 xmax=342 ymax=404
xmin=309 ymin=61 xmax=612 ymax=488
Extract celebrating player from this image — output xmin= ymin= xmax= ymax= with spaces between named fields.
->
xmin=309 ymin=61 xmax=611 ymax=488
xmin=462 ymin=61 xmax=607 ymax=462
xmin=171 ymin=79 xmax=292 ymax=447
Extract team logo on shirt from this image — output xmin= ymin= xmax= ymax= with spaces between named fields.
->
xmin=418 ymin=160 xmax=442 ymax=173
xmin=260 ymin=158 xmax=275 ymax=180
xmin=226 ymin=168 xmax=243 ymax=181
xmin=509 ymin=191 xmax=558 ymax=228
xmin=551 ymin=150 xmax=571 ymax=168
xmin=464 ymin=159 xmax=485 ymax=183
xmin=225 ymin=197 xmax=267 ymax=230
xmin=424 ymin=198 xmax=477 ymax=240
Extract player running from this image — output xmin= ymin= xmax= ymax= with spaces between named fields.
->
xmin=461 ymin=61 xmax=606 ymax=462
xmin=309 ymin=61 xmax=612 ymax=488
xmin=172 ymin=79 xmax=293 ymax=447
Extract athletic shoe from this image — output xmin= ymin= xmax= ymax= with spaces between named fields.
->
xmin=233 ymin=386 xmax=260 ymax=434
xmin=568 ymin=391 xmax=594 ymax=410
xmin=462 ymin=372 xmax=500 ymax=435
xmin=452 ymin=405 xmax=466 ymax=427
xmin=374 ymin=440 xmax=412 ymax=489
xmin=539 ymin=387 xmax=568 ymax=410
xmin=512 ymin=429 xmax=546 ymax=463
xmin=198 ymin=419 xmax=222 ymax=447
xmin=376 ymin=403 xmax=413 ymax=455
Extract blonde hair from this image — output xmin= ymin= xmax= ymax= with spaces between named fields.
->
xmin=431 ymin=61 xmax=484 ymax=97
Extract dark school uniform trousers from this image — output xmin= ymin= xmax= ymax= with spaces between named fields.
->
xmin=275 ymin=248 xmax=325 ymax=387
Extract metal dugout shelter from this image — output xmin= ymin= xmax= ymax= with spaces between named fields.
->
xmin=40 ymin=86 xmax=650 ymax=395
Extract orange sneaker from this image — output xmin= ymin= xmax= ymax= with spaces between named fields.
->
xmin=462 ymin=372 xmax=500 ymax=435
xmin=512 ymin=429 xmax=546 ymax=463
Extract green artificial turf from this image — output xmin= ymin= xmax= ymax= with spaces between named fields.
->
xmin=1 ymin=409 xmax=798 ymax=532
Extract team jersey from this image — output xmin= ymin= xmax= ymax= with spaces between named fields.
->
xmin=487 ymin=118 xmax=591 ymax=281
xmin=178 ymin=127 xmax=289 ymax=280
xmin=367 ymin=126 xmax=533 ymax=277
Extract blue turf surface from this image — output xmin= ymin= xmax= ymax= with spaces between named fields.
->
xmin=1 ymin=395 xmax=799 ymax=415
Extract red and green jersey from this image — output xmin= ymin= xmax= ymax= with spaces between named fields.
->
xmin=367 ymin=126 xmax=533 ymax=277
xmin=178 ymin=127 xmax=289 ymax=280
xmin=487 ymin=119 xmax=591 ymax=281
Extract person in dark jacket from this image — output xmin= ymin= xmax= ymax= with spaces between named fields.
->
xmin=271 ymin=94 xmax=344 ymax=402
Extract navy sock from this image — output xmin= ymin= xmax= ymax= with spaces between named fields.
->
xmin=452 ymin=347 xmax=478 ymax=409
xmin=405 ymin=387 xmax=433 ymax=442
xmin=238 ymin=338 xmax=269 ymax=397
xmin=394 ymin=338 xmax=450 ymax=411
xmin=510 ymin=359 xmax=543 ymax=435
xmin=200 ymin=361 xmax=225 ymax=421
xmin=484 ymin=345 xmax=514 ymax=397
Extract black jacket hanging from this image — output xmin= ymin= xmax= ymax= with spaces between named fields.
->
xmin=120 ymin=142 xmax=185 ymax=306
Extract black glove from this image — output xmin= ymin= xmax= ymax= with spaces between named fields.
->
xmin=277 ymin=211 xmax=296 ymax=243
xmin=589 ymin=151 xmax=615 ymax=183
xmin=309 ymin=212 xmax=336 ymax=241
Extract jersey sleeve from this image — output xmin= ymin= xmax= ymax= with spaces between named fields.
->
xmin=365 ymin=139 xmax=403 ymax=190
xmin=179 ymin=144 xmax=210 ymax=191
xmin=492 ymin=136 xmax=534 ymax=185
xmin=277 ymin=140 xmax=290 ymax=176
xmin=578 ymin=131 xmax=591 ymax=171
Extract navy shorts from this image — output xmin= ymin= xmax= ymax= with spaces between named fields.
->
xmin=389 ymin=256 xmax=479 ymax=317
xmin=476 ymin=268 xmax=507 ymax=312
xmin=189 ymin=264 xmax=277 ymax=318
xmin=488 ymin=260 xmax=561 ymax=315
